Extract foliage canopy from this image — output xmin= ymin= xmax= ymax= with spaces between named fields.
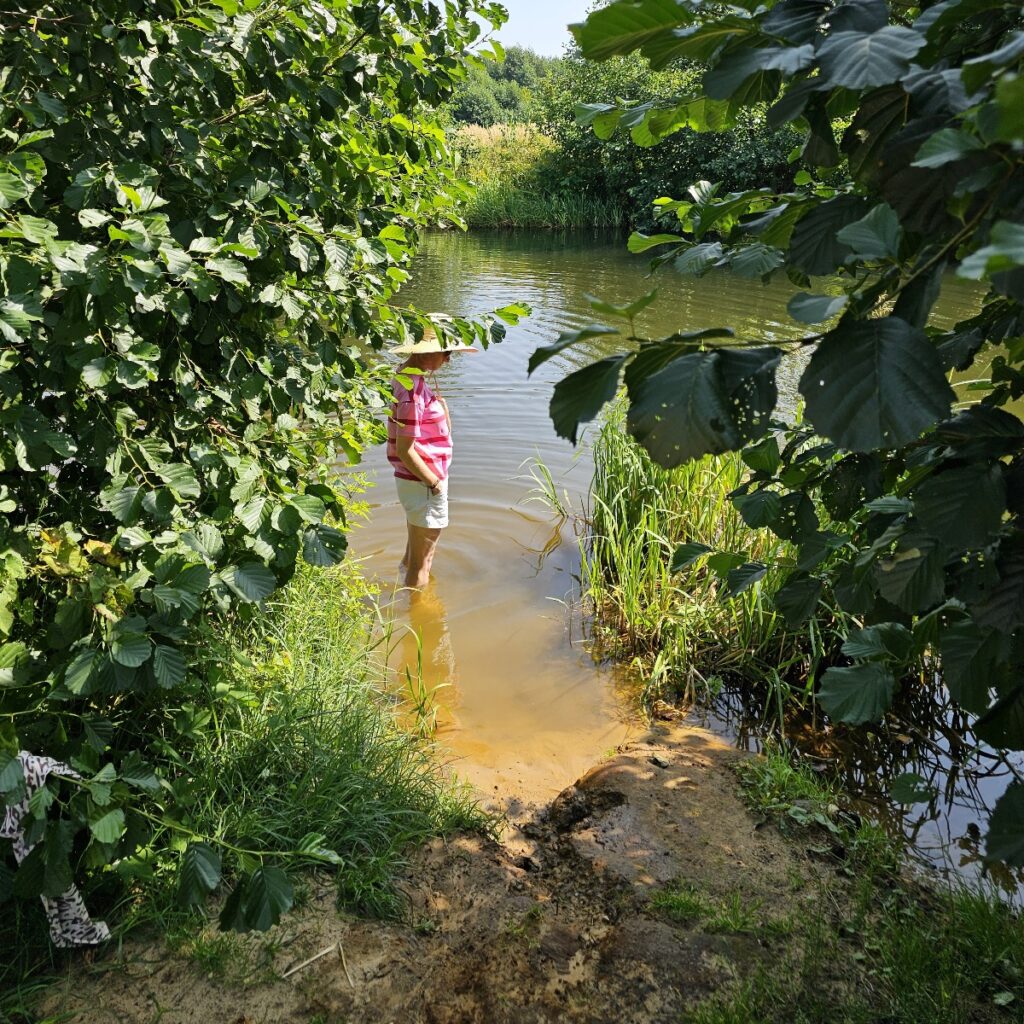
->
xmin=535 ymin=0 xmax=1024 ymax=864
xmin=0 ymin=0 xmax=522 ymax=934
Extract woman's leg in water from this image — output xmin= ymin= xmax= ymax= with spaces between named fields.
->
xmin=405 ymin=524 xmax=441 ymax=589
xmin=400 ymin=522 xmax=412 ymax=573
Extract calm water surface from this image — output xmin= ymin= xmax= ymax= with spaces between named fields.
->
xmin=347 ymin=230 xmax=1018 ymax=895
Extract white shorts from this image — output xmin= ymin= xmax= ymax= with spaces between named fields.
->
xmin=396 ymin=477 xmax=449 ymax=529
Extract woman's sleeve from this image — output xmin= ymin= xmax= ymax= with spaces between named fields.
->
xmin=393 ymin=384 xmax=425 ymax=439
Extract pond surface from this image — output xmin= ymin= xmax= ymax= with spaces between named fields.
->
xmin=347 ymin=229 xmax=1020 ymax=896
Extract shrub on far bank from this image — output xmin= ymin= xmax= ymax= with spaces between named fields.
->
xmin=535 ymin=54 xmax=801 ymax=227
xmin=452 ymin=124 xmax=627 ymax=228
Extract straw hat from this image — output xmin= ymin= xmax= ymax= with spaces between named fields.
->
xmin=392 ymin=327 xmax=477 ymax=355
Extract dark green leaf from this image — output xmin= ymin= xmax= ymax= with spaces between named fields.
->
xmin=221 ymin=563 xmax=277 ymax=603
xmin=550 ymin=356 xmax=626 ymax=445
xmin=153 ymin=644 xmax=187 ymax=688
xmin=939 ymin=621 xmax=1005 ymax=714
xmin=671 ymin=542 xmax=712 ymax=572
xmin=302 ymin=525 xmax=348 ymax=567
xmin=734 ymin=489 xmax=781 ymax=528
xmin=789 ymin=196 xmax=869 ymax=276
xmin=800 ymin=317 xmax=954 ymax=452
xmin=817 ymin=27 xmax=925 ymax=90
xmin=817 ymin=663 xmax=896 ymax=725
xmin=527 ymin=326 xmax=619 ymax=376
xmin=177 ymin=842 xmax=222 ymax=906
xmin=986 ymin=782 xmax=1024 ymax=866
xmin=787 ymin=293 xmax=847 ymax=324
xmin=773 ymin=572 xmax=824 ymax=626
xmin=89 ymin=808 xmax=125 ymax=845
xmin=875 ymin=535 xmax=946 ymax=613
xmin=841 ymin=622 xmax=914 ymax=662
xmin=835 ymin=203 xmax=902 ymax=260
xmin=111 ymin=633 xmax=152 ymax=669
xmin=914 ymin=464 xmax=1005 ymax=548
xmin=726 ymin=561 xmax=768 ymax=596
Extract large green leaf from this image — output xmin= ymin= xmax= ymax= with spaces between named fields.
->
xmin=302 ymin=525 xmax=348 ymax=567
xmin=939 ymin=621 xmax=1006 ymax=714
xmin=817 ymin=27 xmax=925 ymax=89
xmin=626 ymin=348 xmax=780 ymax=467
xmin=110 ymin=633 xmax=152 ymax=669
xmin=787 ymin=292 xmax=847 ymax=324
xmin=817 ymin=663 xmax=896 ymax=725
xmin=570 ymin=0 xmax=691 ymax=61
xmin=773 ymin=572 xmax=824 ymax=626
xmin=88 ymin=808 xmax=125 ymax=845
xmin=703 ymin=45 xmax=813 ymax=100
xmin=800 ymin=317 xmax=954 ymax=452
xmin=177 ymin=842 xmax=222 ymax=906
xmin=221 ymin=563 xmax=277 ymax=603
xmin=835 ymin=203 xmax=902 ymax=260
xmin=788 ymin=196 xmax=869 ymax=276
xmin=527 ymin=325 xmax=619 ymax=375
xmin=875 ymin=535 xmax=946 ymax=613
xmin=550 ymin=356 xmax=626 ymax=445
xmin=986 ymin=782 xmax=1024 ymax=866
xmin=152 ymin=644 xmax=187 ymax=689
xmin=914 ymin=464 xmax=1005 ymax=549
xmin=220 ymin=866 xmax=294 ymax=932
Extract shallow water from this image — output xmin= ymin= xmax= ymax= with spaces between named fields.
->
xmin=345 ymin=229 xmax=1019 ymax=895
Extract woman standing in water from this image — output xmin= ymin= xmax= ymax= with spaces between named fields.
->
xmin=388 ymin=328 xmax=476 ymax=589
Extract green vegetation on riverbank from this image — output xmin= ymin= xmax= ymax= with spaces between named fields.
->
xmin=582 ymin=408 xmax=848 ymax=714
xmin=448 ymin=50 xmax=800 ymax=230
xmin=0 ymin=559 xmax=484 ymax=1022
xmin=687 ymin=750 xmax=1024 ymax=1024
xmin=453 ymin=124 xmax=625 ymax=228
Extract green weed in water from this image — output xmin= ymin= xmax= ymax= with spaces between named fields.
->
xmin=581 ymin=407 xmax=849 ymax=719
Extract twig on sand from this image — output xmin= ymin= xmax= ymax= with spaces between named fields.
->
xmin=337 ymin=940 xmax=355 ymax=988
xmin=282 ymin=943 xmax=337 ymax=979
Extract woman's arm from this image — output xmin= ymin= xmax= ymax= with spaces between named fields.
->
xmin=396 ymin=435 xmax=442 ymax=491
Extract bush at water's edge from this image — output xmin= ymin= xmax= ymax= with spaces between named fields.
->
xmin=1 ymin=554 xmax=485 ymax=1016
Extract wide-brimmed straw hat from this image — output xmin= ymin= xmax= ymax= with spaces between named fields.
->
xmin=392 ymin=328 xmax=477 ymax=355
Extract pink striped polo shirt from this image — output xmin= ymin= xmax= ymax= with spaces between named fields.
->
xmin=387 ymin=373 xmax=452 ymax=482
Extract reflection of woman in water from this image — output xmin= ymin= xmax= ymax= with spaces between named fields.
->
xmin=387 ymin=328 xmax=475 ymax=589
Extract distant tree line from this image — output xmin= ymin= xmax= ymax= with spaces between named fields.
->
xmin=447 ymin=46 xmax=799 ymax=226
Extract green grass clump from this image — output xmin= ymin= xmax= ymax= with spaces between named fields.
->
xmin=1 ymin=559 xmax=485 ymax=1020
xmin=157 ymin=560 xmax=486 ymax=918
xmin=583 ymin=407 xmax=847 ymax=708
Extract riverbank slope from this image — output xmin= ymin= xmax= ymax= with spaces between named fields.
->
xmin=38 ymin=724 xmax=1020 ymax=1024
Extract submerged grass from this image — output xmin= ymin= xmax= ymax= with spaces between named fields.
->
xmin=583 ymin=407 xmax=847 ymax=711
xmin=2 ymin=559 xmax=484 ymax=1021
xmin=681 ymin=748 xmax=1024 ymax=1024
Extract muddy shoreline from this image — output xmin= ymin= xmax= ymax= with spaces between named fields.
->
xmin=41 ymin=725 xmax=851 ymax=1024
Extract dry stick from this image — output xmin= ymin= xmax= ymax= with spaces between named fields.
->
xmin=337 ymin=941 xmax=355 ymax=988
xmin=281 ymin=943 xmax=337 ymax=979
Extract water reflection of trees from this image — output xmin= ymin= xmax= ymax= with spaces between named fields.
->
xmin=695 ymin=676 xmax=1024 ymax=899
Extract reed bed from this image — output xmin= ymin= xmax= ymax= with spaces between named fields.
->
xmin=452 ymin=123 xmax=625 ymax=229
xmin=462 ymin=182 xmax=626 ymax=229
xmin=582 ymin=408 xmax=847 ymax=709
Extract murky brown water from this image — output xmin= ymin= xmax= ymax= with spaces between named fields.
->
xmin=346 ymin=229 xmax=1017 ymax=894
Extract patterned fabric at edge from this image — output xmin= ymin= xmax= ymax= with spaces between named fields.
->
xmin=0 ymin=751 xmax=111 ymax=947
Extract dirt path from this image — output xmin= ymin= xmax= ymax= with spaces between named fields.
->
xmin=41 ymin=724 xmax=846 ymax=1024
